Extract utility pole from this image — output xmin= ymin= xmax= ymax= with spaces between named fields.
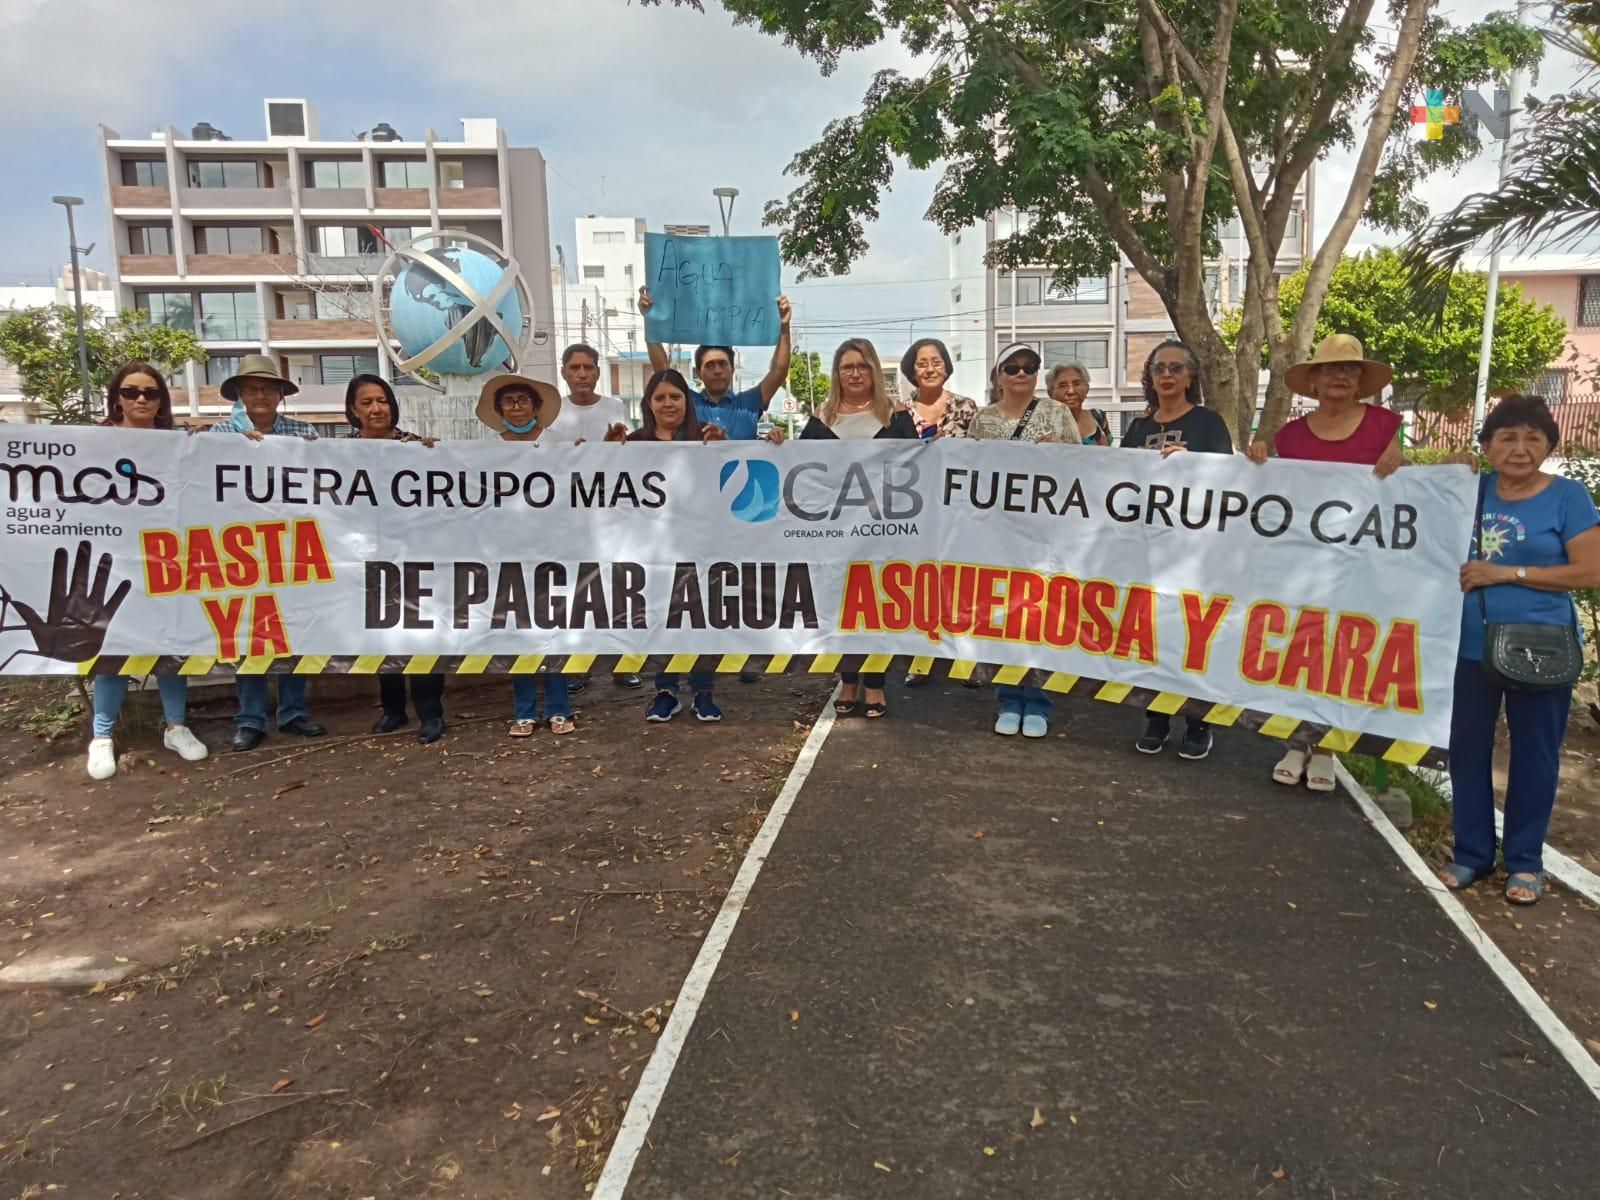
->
xmin=52 ymin=196 xmax=95 ymax=413
xmin=556 ymin=245 xmax=570 ymax=352
xmin=580 ymin=298 xmax=590 ymax=342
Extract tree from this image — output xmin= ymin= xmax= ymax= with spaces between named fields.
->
xmin=0 ymin=305 xmax=208 ymax=424
xmin=1228 ymin=248 xmax=1567 ymax=411
xmin=786 ymin=349 xmax=831 ymax=412
xmin=644 ymin=0 xmax=1540 ymax=442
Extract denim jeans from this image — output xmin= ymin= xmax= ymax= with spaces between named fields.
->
xmin=92 ymin=674 xmax=188 ymax=737
xmin=379 ymin=673 xmax=444 ymax=722
xmin=995 ymin=683 xmax=1052 ymax=718
xmin=235 ymin=675 xmax=310 ymax=731
xmin=655 ymin=670 xmax=715 ymax=693
xmin=1448 ymin=657 xmax=1571 ymax=876
xmin=512 ymin=674 xmax=571 ymax=721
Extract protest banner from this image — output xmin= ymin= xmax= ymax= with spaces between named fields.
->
xmin=0 ymin=428 xmax=1476 ymax=758
xmin=641 ymin=233 xmax=782 ymax=346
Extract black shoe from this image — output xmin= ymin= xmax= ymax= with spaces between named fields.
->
xmin=738 ymin=666 xmax=762 ymax=683
xmin=614 ymin=672 xmax=643 ymax=689
xmin=230 ymin=726 xmax=265 ymax=752
xmin=961 ymin=677 xmax=982 ymax=689
xmin=1178 ymin=726 xmax=1214 ymax=761
xmin=279 ymin=716 xmax=326 ymax=738
xmin=1135 ymin=719 xmax=1169 ymax=755
xmin=567 ymin=674 xmax=589 ymax=693
xmin=372 ymin=713 xmax=409 ymax=734
xmin=417 ymin=718 xmax=445 ymax=745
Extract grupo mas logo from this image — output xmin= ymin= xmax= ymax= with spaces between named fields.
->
xmin=720 ymin=459 xmax=782 ymax=523
xmin=719 ymin=457 xmax=923 ymax=539
xmin=1 ymin=441 xmax=165 ymax=506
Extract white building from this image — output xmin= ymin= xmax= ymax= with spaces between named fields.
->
xmin=0 ymin=267 xmax=119 ymax=422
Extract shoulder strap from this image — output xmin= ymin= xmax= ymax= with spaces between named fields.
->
xmin=1010 ymin=397 xmax=1043 ymax=441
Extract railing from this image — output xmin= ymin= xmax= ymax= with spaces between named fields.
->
xmin=1407 ymin=395 xmax=1600 ymax=452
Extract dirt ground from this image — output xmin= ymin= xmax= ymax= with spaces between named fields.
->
xmin=0 ymin=671 xmax=832 ymax=1200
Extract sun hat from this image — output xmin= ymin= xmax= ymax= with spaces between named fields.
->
xmin=992 ymin=341 xmax=1042 ymax=379
xmin=475 ymin=373 xmax=562 ymax=431
xmin=220 ymin=354 xmax=299 ymax=401
xmin=1284 ymin=334 xmax=1393 ymax=400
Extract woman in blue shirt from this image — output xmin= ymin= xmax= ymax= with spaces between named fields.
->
xmin=1442 ymin=395 xmax=1600 ymax=905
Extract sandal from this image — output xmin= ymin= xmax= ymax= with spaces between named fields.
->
xmin=549 ymin=715 xmax=575 ymax=736
xmin=508 ymin=719 xmax=538 ymax=738
xmin=1505 ymin=872 xmax=1543 ymax=906
xmin=1437 ymin=862 xmax=1490 ymax=891
xmin=834 ymin=686 xmax=859 ymax=716
xmin=1304 ymin=753 xmax=1337 ymax=793
xmin=1272 ymin=748 xmax=1307 ymax=786
xmin=863 ymin=694 xmax=888 ymax=719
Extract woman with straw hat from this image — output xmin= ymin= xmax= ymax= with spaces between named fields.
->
xmin=1249 ymin=333 xmax=1405 ymax=791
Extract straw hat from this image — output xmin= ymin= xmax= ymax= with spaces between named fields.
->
xmin=1284 ymin=334 xmax=1393 ymax=400
xmin=475 ymin=373 xmax=562 ymax=432
xmin=220 ymin=354 xmax=299 ymax=401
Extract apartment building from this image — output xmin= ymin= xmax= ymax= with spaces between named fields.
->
xmin=944 ymin=176 xmax=1314 ymax=429
xmin=100 ymin=98 xmax=555 ymax=426
xmin=0 ymin=267 xmax=118 ymax=422
xmin=1494 ymin=254 xmax=1600 ymax=404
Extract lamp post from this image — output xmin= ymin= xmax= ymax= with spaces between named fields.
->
xmin=52 ymin=195 xmax=95 ymax=413
xmin=713 ymin=186 xmax=739 ymax=237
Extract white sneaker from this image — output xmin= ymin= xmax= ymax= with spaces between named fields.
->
xmin=163 ymin=724 xmax=209 ymax=762
xmin=86 ymin=736 xmax=117 ymax=780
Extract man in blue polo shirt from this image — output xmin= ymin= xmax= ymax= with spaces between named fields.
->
xmin=638 ymin=287 xmax=792 ymax=444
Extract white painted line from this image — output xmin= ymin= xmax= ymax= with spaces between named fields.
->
xmin=592 ymin=691 xmax=842 ymax=1200
xmin=1335 ymin=759 xmax=1600 ymax=1101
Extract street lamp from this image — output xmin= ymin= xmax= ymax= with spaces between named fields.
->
xmin=52 ymin=195 xmax=96 ymax=413
xmin=713 ymin=186 xmax=739 ymax=237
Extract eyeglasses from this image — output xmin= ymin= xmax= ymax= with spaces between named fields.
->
xmin=1149 ymin=361 xmax=1189 ymax=376
xmin=1000 ymin=362 xmax=1039 ymax=377
xmin=118 ymin=385 xmax=162 ymax=401
xmin=837 ymin=363 xmax=873 ymax=375
xmin=1313 ymin=362 xmax=1364 ymax=377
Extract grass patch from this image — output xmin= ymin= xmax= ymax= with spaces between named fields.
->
xmin=1340 ymin=754 xmax=1453 ymax=860
xmin=370 ymin=931 xmax=413 ymax=952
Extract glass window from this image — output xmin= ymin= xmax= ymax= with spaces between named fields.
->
xmin=438 ymin=160 xmax=465 ymax=189
xmin=315 ymin=290 xmax=375 ymax=321
xmin=198 ymin=226 xmax=265 ymax=255
xmin=1042 ymin=338 xmax=1109 ymax=370
xmin=381 ymin=225 xmax=432 ymax=247
xmin=315 ymin=226 xmax=378 ymax=256
xmin=592 ymin=230 xmax=626 ymax=245
xmin=307 ymin=159 xmax=364 ymax=188
xmin=204 ymin=355 xmax=243 ymax=385
xmin=1000 ymin=273 xmax=1043 ymax=306
xmin=583 ymin=265 xmax=606 ymax=280
xmin=1534 ymin=369 xmax=1569 ymax=404
xmin=122 ymin=159 xmax=169 ymax=188
xmin=380 ymin=160 xmax=430 ymax=188
xmin=187 ymin=160 xmax=260 ymax=188
xmin=129 ymin=225 xmax=173 ymax=255
xmin=137 ymin=292 xmax=195 ymax=331
xmin=1580 ymin=276 xmax=1600 ymax=327
xmin=318 ymin=354 xmax=380 ymax=385
xmin=1284 ymin=211 xmax=1302 ymax=239
xmin=1046 ymin=275 xmax=1109 ymax=304
xmin=952 ymin=285 xmax=962 ymax=304
xmin=197 ymin=291 xmax=260 ymax=340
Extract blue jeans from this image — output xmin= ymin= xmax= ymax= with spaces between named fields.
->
xmin=996 ymin=683 xmax=1052 ymax=718
xmin=512 ymin=674 xmax=571 ymax=721
xmin=235 ymin=675 xmax=310 ymax=731
xmin=655 ymin=670 xmax=715 ymax=694
xmin=92 ymin=674 xmax=188 ymax=737
xmin=1449 ymin=657 xmax=1571 ymax=876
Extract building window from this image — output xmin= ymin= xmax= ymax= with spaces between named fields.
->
xmin=583 ymin=265 xmax=605 ymax=281
xmin=122 ymin=159 xmax=169 ymax=188
xmin=954 ymin=346 xmax=963 ymax=361
xmin=197 ymin=291 xmax=260 ymax=340
xmin=380 ymin=160 xmax=430 ymax=188
xmin=1045 ymin=275 xmax=1109 ymax=304
xmin=314 ymin=226 xmax=379 ymax=256
xmin=204 ymin=355 xmax=243 ymax=386
xmin=1534 ymin=369 xmax=1569 ymax=404
xmin=187 ymin=160 xmax=261 ymax=189
xmin=315 ymin=289 xmax=375 ymax=322
xmin=1580 ymin=276 xmax=1600 ymax=327
xmin=136 ymin=292 xmax=195 ymax=331
xmin=1284 ymin=211 xmax=1303 ymax=239
xmin=999 ymin=272 xmax=1044 ymax=306
xmin=196 ymin=226 xmax=265 ymax=255
xmin=951 ymin=285 xmax=962 ymax=304
xmin=1042 ymin=338 xmax=1110 ymax=370
xmin=592 ymin=230 xmax=626 ymax=245
xmin=381 ymin=225 xmax=432 ymax=247
xmin=318 ymin=353 xmax=380 ymax=385
xmin=437 ymin=160 xmax=465 ymax=189
xmin=306 ymin=159 xmax=365 ymax=189
xmin=952 ymin=230 xmax=961 ymax=246
xmin=128 ymin=225 xmax=173 ymax=255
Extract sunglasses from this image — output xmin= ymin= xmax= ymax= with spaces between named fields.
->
xmin=118 ymin=385 xmax=162 ymax=401
xmin=1149 ymin=361 xmax=1189 ymax=376
xmin=1000 ymin=361 xmax=1039 ymax=377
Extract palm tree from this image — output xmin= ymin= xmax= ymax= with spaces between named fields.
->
xmin=1406 ymin=2 xmax=1600 ymax=309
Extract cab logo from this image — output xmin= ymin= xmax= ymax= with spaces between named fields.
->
xmin=720 ymin=459 xmax=781 ymax=523
xmin=718 ymin=458 xmax=923 ymax=525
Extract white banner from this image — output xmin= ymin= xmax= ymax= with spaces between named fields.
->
xmin=0 ymin=427 xmax=1476 ymax=746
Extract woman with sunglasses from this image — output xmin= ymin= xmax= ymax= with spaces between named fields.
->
xmin=1122 ymin=340 xmax=1233 ymax=761
xmin=85 ymin=363 xmax=209 ymax=779
xmin=800 ymin=339 xmax=918 ymax=718
xmin=969 ymin=343 xmax=1076 ymax=737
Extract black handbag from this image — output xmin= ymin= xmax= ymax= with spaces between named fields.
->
xmin=1473 ymin=476 xmax=1583 ymax=692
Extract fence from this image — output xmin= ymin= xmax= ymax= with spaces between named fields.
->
xmin=1406 ymin=395 xmax=1600 ymax=453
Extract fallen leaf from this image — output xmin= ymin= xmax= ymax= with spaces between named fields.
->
xmin=973 ymin=830 xmax=985 ymax=839
xmin=1424 ymin=1000 xmax=1438 ymax=1010
xmin=983 ymin=1146 xmax=997 ymax=1157
xmin=88 ymin=981 xmax=107 ymax=995
xmin=271 ymin=1078 xmax=292 ymax=1094
xmin=1585 ymin=1037 xmax=1600 ymax=1057
xmin=305 ymin=1012 xmax=326 ymax=1029
xmin=790 ymin=1009 xmax=800 ymax=1022
xmin=1030 ymin=1107 xmax=1045 ymax=1129
xmin=536 ymin=1105 xmax=561 ymax=1122
xmin=592 ymin=766 xmax=605 ymax=778
xmin=1271 ymin=1168 xmax=1286 ymax=1180
xmin=873 ymin=1161 xmax=892 ymax=1173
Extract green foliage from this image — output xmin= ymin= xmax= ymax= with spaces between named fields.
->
xmin=0 ymin=305 xmax=207 ymax=424
xmin=1564 ymin=447 xmax=1600 ymax=681
xmin=786 ymin=349 xmax=831 ymax=412
xmin=1234 ymin=248 xmax=1567 ymax=411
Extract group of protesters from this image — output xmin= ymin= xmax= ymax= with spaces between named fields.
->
xmin=80 ymin=281 xmax=1600 ymax=907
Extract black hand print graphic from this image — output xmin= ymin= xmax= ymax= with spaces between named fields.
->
xmin=0 ymin=541 xmax=131 ymax=670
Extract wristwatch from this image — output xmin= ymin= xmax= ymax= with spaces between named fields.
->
xmin=1514 ymin=567 xmax=1529 ymax=581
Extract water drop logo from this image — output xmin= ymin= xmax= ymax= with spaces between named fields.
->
xmin=719 ymin=459 xmax=781 ymax=523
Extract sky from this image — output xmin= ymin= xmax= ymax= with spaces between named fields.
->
xmin=0 ymin=0 xmax=1590 ymax=362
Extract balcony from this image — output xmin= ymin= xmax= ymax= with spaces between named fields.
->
xmin=188 ymin=253 xmax=297 ymax=277
xmin=438 ymin=187 xmax=501 ymax=210
xmin=111 ymin=185 xmax=172 ymax=209
xmin=268 ymin=318 xmax=378 ymax=342
xmin=308 ymin=254 xmax=385 ymax=278
xmin=300 ymin=187 xmax=368 ymax=209
xmin=119 ymin=254 xmax=178 ymax=276
xmin=374 ymin=187 xmax=429 ymax=210
xmin=178 ymin=187 xmax=292 ymax=211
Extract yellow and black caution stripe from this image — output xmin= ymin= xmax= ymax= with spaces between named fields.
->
xmin=77 ymin=652 xmax=1447 ymax=769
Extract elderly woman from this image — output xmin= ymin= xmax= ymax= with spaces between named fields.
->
xmin=1046 ymin=361 xmax=1109 ymax=445
xmin=605 ymin=369 xmax=730 ymax=722
xmin=1248 ymin=334 xmax=1405 ymax=790
xmin=801 ymin=339 xmax=917 ymax=718
xmin=1439 ymin=395 xmax=1600 ymax=905
xmin=85 ymin=363 xmax=209 ymax=779
xmin=476 ymin=374 xmax=575 ymax=735
xmin=348 ymin=374 xmax=445 ymax=744
xmin=1121 ymin=340 xmax=1234 ymax=760
xmin=900 ymin=338 xmax=977 ymax=440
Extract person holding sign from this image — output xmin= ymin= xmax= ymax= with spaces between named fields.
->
xmin=85 ymin=363 xmax=209 ymax=779
xmin=1047 ymin=361 xmax=1110 ymax=446
xmin=1122 ymin=341 xmax=1233 ymax=761
xmin=605 ymin=369 xmax=730 ymax=723
xmin=206 ymin=355 xmax=326 ymax=752
xmin=1247 ymin=334 xmax=1403 ymax=791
